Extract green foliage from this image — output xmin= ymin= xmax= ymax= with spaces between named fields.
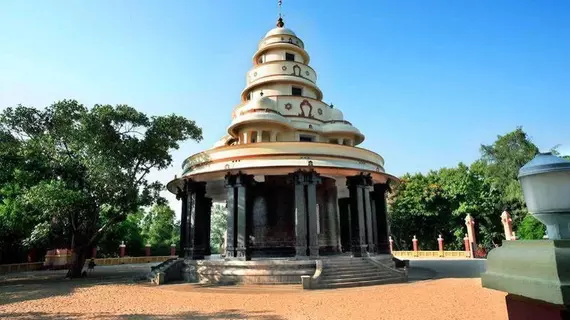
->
xmin=389 ymin=127 xmax=544 ymax=251
xmin=389 ymin=162 xmax=501 ymax=250
xmin=517 ymin=215 xmax=546 ymax=240
xmin=210 ymin=204 xmax=227 ymax=254
xmin=141 ymin=204 xmax=178 ymax=248
xmin=0 ymin=100 xmax=201 ymax=274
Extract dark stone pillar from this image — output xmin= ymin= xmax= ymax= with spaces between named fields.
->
xmin=186 ymin=187 xmax=196 ymax=259
xmin=235 ymin=175 xmax=249 ymax=260
xmin=346 ymin=173 xmax=373 ymax=257
xmin=176 ymin=183 xmax=188 ymax=259
xmin=204 ymin=198 xmax=212 ymax=256
xmin=373 ymin=183 xmax=390 ymax=254
xmin=363 ymin=189 xmax=375 ymax=253
xmin=225 ymin=177 xmax=236 ymax=259
xmin=370 ymin=191 xmax=378 ymax=252
xmin=225 ymin=172 xmax=253 ymax=260
xmin=338 ymin=198 xmax=351 ymax=253
xmin=289 ymin=170 xmax=321 ymax=258
xmin=307 ymin=181 xmax=319 ymax=257
xmin=190 ymin=182 xmax=207 ymax=259
xmin=294 ymin=181 xmax=307 ymax=257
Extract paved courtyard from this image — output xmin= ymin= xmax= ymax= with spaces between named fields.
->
xmin=0 ymin=259 xmax=506 ymax=320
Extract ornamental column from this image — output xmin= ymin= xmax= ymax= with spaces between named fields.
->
xmin=346 ymin=173 xmax=373 ymax=257
xmin=225 ymin=172 xmax=253 ymax=260
xmin=465 ymin=214 xmax=477 ymax=257
xmin=501 ymin=210 xmax=514 ymax=241
xmin=289 ymin=170 xmax=322 ymax=258
xmin=372 ymin=183 xmax=390 ymax=254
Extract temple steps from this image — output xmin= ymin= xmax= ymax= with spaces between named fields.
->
xmin=314 ymin=257 xmax=407 ymax=289
xmin=319 ymin=270 xmax=392 ymax=280
xmin=319 ymin=277 xmax=404 ymax=289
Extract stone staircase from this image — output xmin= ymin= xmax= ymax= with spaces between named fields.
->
xmin=146 ymin=257 xmax=184 ymax=285
xmin=314 ymin=256 xmax=407 ymax=289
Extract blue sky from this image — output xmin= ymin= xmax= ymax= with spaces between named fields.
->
xmin=1 ymin=1 xmax=569 ymax=215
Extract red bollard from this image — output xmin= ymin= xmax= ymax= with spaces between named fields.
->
xmin=464 ymin=234 xmax=471 ymax=257
xmin=389 ymin=236 xmax=394 ymax=254
xmin=412 ymin=235 xmax=419 ymax=257
xmin=145 ymin=243 xmax=151 ymax=257
xmin=119 ymin=241 xmax=126 ymax=257
xmin=437 ymin=235 xmax=444 ymax=257
xmin=170 ymin=243 xmax=176 ymax=256
xmin=92 ymin=247 xmax=98 ymax=258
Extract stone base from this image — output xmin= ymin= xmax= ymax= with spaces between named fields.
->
xmin=482 ymin=240 xmax=570 ymax=306
xmin=182 ymin=265 xmax=198 ymax=283
xmin=309 ymin=246 xmax=319 ymax=258
xmin=183 ymin=259 xmax=316 ymax=285
xmin=506 ymin=294 xmax=569 ymax=320
xmin=295 ymin=246 xmax=307 ymax=257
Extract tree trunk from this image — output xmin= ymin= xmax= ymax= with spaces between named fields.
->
xmin=68 ymin=246 xmax=87 ymax=278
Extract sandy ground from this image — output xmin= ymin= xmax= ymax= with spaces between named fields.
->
xmin=0 ymin=276 xmax=506 ymax=320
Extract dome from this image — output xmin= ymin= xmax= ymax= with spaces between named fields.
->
xmin=330 ymin=108 xmax=344 ymax=121
xmin=265 ymin=27 xmax=296 ymax=38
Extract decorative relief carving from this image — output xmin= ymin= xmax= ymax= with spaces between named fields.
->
xmin=284 ymin=103 xmax=292 ymax=110
xmin=298 ymin=99 xmax=314 ymax=118
xmin=305 ymin=71 xmax=310 ymax=76
xmin=282 ymin=66 xmax=287 ymax=71
xmin=253 ymin=72 xmax=257 ymax=77
xmin=291 ymin=65 xmax=302 ymax=77
xmin=317 ymin=108 xmax=323 ymax=115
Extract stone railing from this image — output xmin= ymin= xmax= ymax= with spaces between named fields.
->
xmin=0 ymin=256 xmax=176 ymax=275
xmin=392 ymin=250 xmax=471 ymax=258
xmin=0 ymin=262 xmax=44 ymax=274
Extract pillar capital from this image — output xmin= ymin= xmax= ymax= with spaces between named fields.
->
xmin=346 ymin=173 xmax=373 ymax=188
xmin=465 ymin=213 xmax=475 ymax=226
xmin=224 ymin=171 xmax=254 ymax=188
xmin=288 ymin=169 xmax=321 ymax=185
xmin=373 ymin=182 xmax=390 ymax=193
xmin=501 ymin=210 xmax=512 ymax=223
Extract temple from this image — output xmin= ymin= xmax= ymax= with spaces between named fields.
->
xmin=166 ymin=16 xmax=398 ymax=263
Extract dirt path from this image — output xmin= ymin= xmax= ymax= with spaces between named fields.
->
xmin=0 ymin=277 xmax=506 ymax=320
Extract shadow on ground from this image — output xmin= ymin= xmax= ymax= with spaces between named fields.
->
xmin=407 ymin=259 xmax=487 ymax=280
xmin=0 ymin=277 xmax=138 ymax=306
xmin=0 ymin=310 xmax=285 ymax=320
xmin=0 ymin=263 xmax=155 ymax=306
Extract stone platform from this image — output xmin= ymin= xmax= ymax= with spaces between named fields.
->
xmin=182 ymin=259 xmax=316 ymax=285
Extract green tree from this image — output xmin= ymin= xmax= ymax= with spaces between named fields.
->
xmin=210 ymin=204 xmax=226 ymax=254
xmin=389 ymin=127 xmax=542 ymax=251
xmin=479 ymin=127 xmax=539 ymax=226
xmin=517 ymin=215 xmax=546 ymax=240
xmin=388 ymin=163 xmax=502 ymax=251
xmin=0 ymin=100 xmax=201 ymax=276
xmin=141 ymin=204 xmax=178 ymax=254
xmin=97 ymin=209 xmax=145 ymax=257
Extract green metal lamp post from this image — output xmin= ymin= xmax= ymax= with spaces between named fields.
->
xmin=482 ymin=152 xmax=570 ymax=319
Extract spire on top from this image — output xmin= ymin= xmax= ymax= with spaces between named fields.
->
xmin=276 ymin=0 xmax=284 ymax=27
